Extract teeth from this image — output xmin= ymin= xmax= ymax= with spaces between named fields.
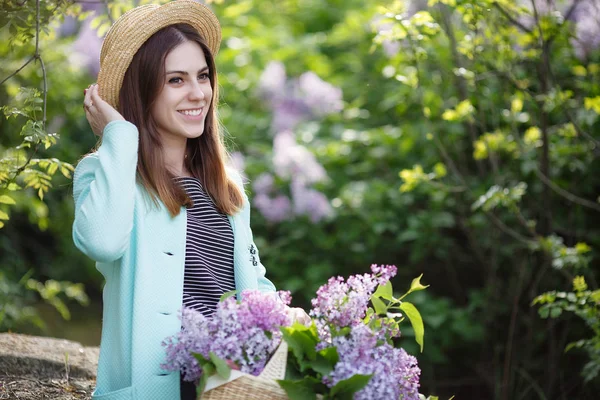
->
xmin=180 ymin=109 xmax=202 ymax=116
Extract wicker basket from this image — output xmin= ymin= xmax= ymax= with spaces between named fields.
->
xmin=200 ymin=341 xmax=289 ymax=400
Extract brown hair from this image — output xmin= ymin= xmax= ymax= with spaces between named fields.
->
xmin=118 ymin=23 xmax=243 ymax=217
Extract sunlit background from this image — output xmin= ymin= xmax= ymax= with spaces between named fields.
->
xmin=1 ymin=0 xmax=600 ymax=398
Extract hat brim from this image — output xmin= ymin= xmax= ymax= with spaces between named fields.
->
xmin=97 ymin=0 xmax=221 ymax=108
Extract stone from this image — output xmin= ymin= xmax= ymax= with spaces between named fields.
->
xmin=0 ymin=333 xmax=99 ymax=400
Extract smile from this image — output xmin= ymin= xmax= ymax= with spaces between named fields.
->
xmin=178 ymin=108 xmax=203 ymax=117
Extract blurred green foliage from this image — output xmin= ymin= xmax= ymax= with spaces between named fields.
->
xmin=1 ymin=0 xmax=599 ymax=399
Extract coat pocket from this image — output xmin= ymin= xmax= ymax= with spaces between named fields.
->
xmin=92 ymin=385 xmax=134 ymax=400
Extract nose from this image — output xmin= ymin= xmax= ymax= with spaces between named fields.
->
xmin=188 ymin=81 xmax=205 ymax=101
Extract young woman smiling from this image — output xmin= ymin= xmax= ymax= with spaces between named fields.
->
xmin=73 ymin=2 xmax=309 ymax=399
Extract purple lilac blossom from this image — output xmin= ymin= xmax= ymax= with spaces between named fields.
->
xmin=324 ymin=324 xmax=421 ymax=400
xmin=258 ymin=61 xmax=343 ymax=131
xmin=253 ymin=193 xmax=293 ymax=223
xmin=297 ymin=72 xmax=344 ymax=117
xmin=290 ymin=177 xmax=333 ymax=223
xmin=72 ymin=19 xmax=103 ymax=76
xmin=310 ymin=264 xmax=398 ymax=328
xmin=570 ymin=0 xmax=600 ymax=59
xmin=252 ymin=172 xmax=275 ymax=195
xmin=257 ymin=61 xmax=287 ymax=101
xmin=273 ymin=130 xmax=327 ymax=184
xmin=161 ymin=290 xmax=291 ymax=381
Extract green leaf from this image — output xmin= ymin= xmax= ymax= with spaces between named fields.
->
xmin=330 ymin=374 xmax=372 ymax=399
xmin=281 ymin=326 xmax=318 ymax=370
xmin=0 ymin=195 xmax=15 ymax=205
xmin=399 ymin=301 xmax=425 ymax=352
xmin=209 ymin=352 xmax=231 ymax=380
xmin=219 ymin=290 xmax=237 ymax=302
xmin=401 ymin=274 xmax=430 ymax=299
xmin=277 ymin=377 xmax=320 ymax=400
xmin=0 ymin=210 xmax=9 ymax=220
xmin=371 ymin=295 xmax=387 ymax=315
xmin=373 ymin=280 xmax=393 ymax=300
xmin=311 ymin=347 xmax=339 ymax=376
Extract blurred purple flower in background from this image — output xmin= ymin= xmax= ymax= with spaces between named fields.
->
xmin=298 ymin=72 xmax=343 ymax=117
xmin=253 ymin=62 xmax=343 ymax=224
xmin=258 ymin=61 xmax=343 ymax=131
xmin=570 ymin=0 xmax=600 ymax=59
xmin=72 ymin=20 xmax=102 ymax=76
xmin=253 ymin=193 xmax=293 ymax=223
xmin=290 ymin=177 xmax=333 ymax=223
xmin=273 ymin=130 xmax=327 ymax=184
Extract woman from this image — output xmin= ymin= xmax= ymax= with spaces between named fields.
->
xmin=73 ymin=1 xmax=308 ymax=399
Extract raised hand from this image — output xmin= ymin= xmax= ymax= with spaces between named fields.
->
xmin=83 ymin=83 xmax=125 ymax=136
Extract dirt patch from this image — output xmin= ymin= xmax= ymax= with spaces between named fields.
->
xmin=0 ymin=333 xmax=98 ymax=399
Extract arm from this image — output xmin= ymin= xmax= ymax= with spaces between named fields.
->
xmin=72 ymin=120 xmax=139 ymax=262
xmin=228 ymin=168 xmax=277 ymax=293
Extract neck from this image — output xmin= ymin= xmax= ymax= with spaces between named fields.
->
xmin=162 ymin=136 xmax=189 ymax=177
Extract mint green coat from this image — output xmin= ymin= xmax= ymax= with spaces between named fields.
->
xmin=72 ymin=120 xmax=276 ymax=400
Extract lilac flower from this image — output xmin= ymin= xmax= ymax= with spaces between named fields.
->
xmin=258 ymin=61 xmax=343 ymax=131
xmin=370 ymin=264 xmax=398 ymax=285
xmin=310 ymin=264 xmax=398 ymax=328
xmin=273 ymin=130 xmax=327 ymax=184
xmin=570 ymin=1 xmax=600 ymax=59
xmin=258 ymin=61 xmax=287 ymax=101
xmin=252 ymin=173 xmax=275 ymax=195
xmin=323 ymin=324 xmax=421 ymax=400
xmin=162 ymin=290 xmax=292 ymax=381
xmin=298 ymin=72 xmax=344 ymax=117
xmin=290 ymin=177 xmax=333 ymax=223
xmin=253 ymin=193 xmax=293 ymax=223
xmin=71 ymin=19 xmax=103 ymax=76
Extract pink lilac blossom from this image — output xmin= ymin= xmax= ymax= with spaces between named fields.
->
xmin=161 ymin=290 xmax=292 ymax=382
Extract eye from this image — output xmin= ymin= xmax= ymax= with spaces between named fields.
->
xmin=198 ymin=73 xmax=210 ymax=81
xmin=168 ymin=77 xmax=183 ymax=84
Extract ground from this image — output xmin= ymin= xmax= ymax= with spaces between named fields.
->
xmin=0 ymin=333 xmax=98 ymax=400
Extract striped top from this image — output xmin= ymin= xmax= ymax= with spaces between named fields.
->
xmin=175 ymin=177 xmax=235 ymax=317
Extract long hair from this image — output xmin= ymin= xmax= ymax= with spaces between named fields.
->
xmin=118 ymin=23 xmax=243 ymax=217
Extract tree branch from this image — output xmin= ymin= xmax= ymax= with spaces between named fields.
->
xmin=534 ymin=168 xmax=600 ymax=212
xmin=0 ymin=56 xmax=35 ymax=86
xmin=493 ymin=2 xmax=533 ymax=33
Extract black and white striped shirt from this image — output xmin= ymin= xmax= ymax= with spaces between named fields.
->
xmin=175 ymin=177 xmax=235 ymax=317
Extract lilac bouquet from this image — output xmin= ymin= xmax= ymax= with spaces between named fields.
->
xmin=278 ymin=264 xmax=428 ymax=400
xmin=161 ymin=290 xmax=292 ymax=393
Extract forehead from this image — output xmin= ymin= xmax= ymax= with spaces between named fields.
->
xmin=165 ymin=40 xmax=208 ymax=69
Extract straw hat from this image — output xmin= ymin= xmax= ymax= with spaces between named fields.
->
xmin=97 ymin=0 xmax=221 ymax=108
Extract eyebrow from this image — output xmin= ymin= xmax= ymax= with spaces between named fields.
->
xmin=165 ymin=66 xmax=209 ymax=75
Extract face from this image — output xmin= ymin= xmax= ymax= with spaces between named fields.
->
xmin=151 ymin=40 xmax=213 ymax=146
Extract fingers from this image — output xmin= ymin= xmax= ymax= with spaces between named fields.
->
xmin=89 ymin=84 xmax=104 ymax=110
xmin=83 ymin=84 xmax=95 ymax=112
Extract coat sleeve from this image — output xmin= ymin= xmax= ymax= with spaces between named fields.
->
xmin=72 ymin=120 xmax=139 ymax=263
xmin=228 ymin=168 xmax=277 ymax=293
